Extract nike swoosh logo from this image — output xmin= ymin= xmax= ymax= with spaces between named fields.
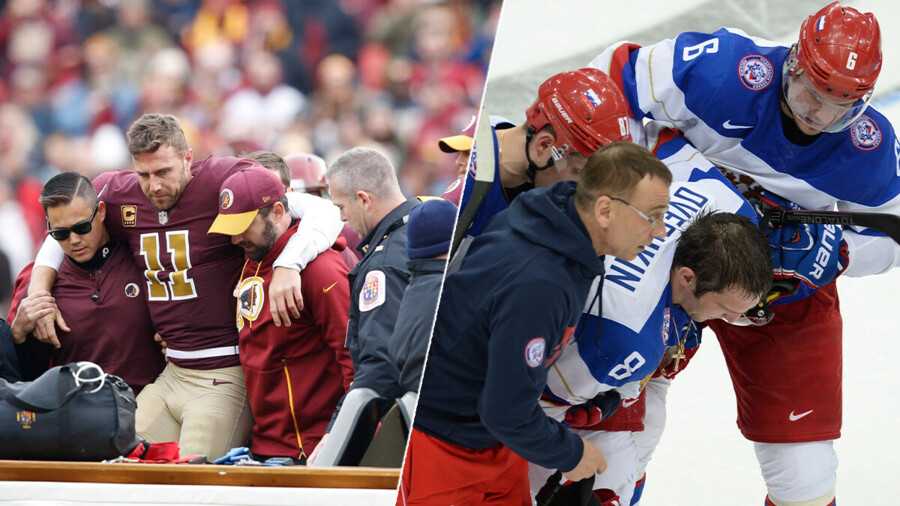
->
xmin=788 ymin=409 xmax=814 ymax=421
xmin=621 ymin=397 xmax=639 ymax=408
xmin=212 ymin=379 xmax=233 ymax=386
xmin=323 ymin=282 xmax=338 ymax=294
xmin=722 ymin=120 xmax=754 ymax=130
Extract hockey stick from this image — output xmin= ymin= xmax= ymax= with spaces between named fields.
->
xmin=764 ymin=208 xmax=900 ymax=246
xmin=450 ymin=107 xmax=496 ymax=257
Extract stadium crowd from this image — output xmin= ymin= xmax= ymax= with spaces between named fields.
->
xmin=0 ymin=0 xmax=496 ymax=315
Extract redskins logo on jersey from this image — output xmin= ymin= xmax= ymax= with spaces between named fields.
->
xmin=235 ymin=276 xmax=265 ymax=331
xmin=738 ymin=54 xmax=774 ymax=91
xmin=124 ymin=282 xmax=140 ymax=298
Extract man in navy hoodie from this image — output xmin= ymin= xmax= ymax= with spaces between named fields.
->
xmin=401 ymin=142 xmax=673 ymax=505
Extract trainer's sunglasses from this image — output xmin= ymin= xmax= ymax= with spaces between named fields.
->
xmin=48 ymin=205 xmax=98 ymax=241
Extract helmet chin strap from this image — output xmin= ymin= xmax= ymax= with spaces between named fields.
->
xmin=524 ymin=128 xmax=555 ymax=182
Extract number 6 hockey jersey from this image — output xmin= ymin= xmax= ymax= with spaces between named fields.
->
xmin=591 ymin=27 xmax=900 ymax=278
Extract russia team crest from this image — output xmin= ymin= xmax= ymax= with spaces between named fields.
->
xmin=737 ymin=54 xmax=774 ymax=91
xmin=850 ymin=115 xmax=882 ymax=151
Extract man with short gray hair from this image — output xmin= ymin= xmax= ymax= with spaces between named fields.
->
xmin=326 ymin=147 xmax=415 ymax=398
xmin=311 ymin=147 xmax=419 ymax=465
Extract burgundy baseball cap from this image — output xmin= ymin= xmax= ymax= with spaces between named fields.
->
xmin=208 ymin=168 xmax=285 ymax=236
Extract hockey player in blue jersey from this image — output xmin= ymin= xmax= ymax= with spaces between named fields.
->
xmin=531 ymin=138 xmax=776 ymax=506
xmin=591 ymin=3 xmax=896 ymax=505
xmin=455 ymin=68 xmax=635 ymax=240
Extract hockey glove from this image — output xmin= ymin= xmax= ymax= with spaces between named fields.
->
xmin=759 ymin=192 xmax=849 ymax=306
xmin=564 ymin=390 xmax=622 ymax=429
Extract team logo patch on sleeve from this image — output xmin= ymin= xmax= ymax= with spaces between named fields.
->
xmin=850 ymin=115 xmax=882 ymax=151
xmin=359 ymin=270 xmax=386 ymax=312
xmin=737 ymin=55 xmax=774 ymax=91
xmin=525 ymin=337 xmax=546 ymax=368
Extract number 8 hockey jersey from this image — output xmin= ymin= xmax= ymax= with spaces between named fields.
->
xmin=543 ymin=137 xmax=756 ymax=407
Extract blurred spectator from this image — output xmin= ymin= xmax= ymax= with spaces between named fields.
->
xmin=0 ymin=103 xmax=43 ymax=249
xmin=281 ymin=0 xmax=361 ymax=93
xmin=0 ymin=179 xmax=33 ymax=284
xmin=9 ymin=65 xmax=53 ymax=135
xmin=101 ymin=0 xmax=173 ymax=85
xmin=220 ymin=49 xmax=305 ymax=147
xmin=1 ymin=0 xmax=75 ymax=77
xmin=51 ymin=33 xmax=139 ymax=136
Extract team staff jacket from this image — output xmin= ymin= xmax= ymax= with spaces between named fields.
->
xmin=544 ymin=138 xmax=755 ymax=413
xmin=346 ymin=200 xmax=418 ymax=397
xmin=591 ymin=28 xmax=900 ymax=278
xmin=387 ymin=257 xmax=447 ymax=394
xmin=33 ymin=156 xmax=342 ymax=370
xmin=415 ymin=182 xmax=604 ymax=472
xmin=236 ymin=222 xmax=354 ymax=458
xmin=8 ymin=241 xmax=165 ymax=393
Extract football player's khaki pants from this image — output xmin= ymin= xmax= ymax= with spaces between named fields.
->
xmin=135 ymin=362 xmax=252 ymax=461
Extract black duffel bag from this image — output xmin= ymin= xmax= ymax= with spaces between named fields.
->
xmin=0 ymin=361 xmax=141 ymax=460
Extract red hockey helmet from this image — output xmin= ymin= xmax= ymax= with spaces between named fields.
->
xmin=783 ymin=2 xmax=881 ymax=132
xmin=285 ymin=153 xmax=328 ymax=195
xmin=796 ymin=1 xmax=881 ymax=100
xmin=525 ymin=68 xmax=631 ymax=158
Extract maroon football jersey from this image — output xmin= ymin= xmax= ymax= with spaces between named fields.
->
xmin=94 ymin=156 xmax=254 ymax=369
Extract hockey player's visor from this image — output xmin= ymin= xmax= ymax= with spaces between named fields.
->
xmin=783 ymin=71 xmax=872 ymax=134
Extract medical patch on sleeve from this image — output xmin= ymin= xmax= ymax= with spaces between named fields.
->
xmin=525 ymin=337 xmax=546 ymax=368
xmin=359 ymin=270 xmax=386 ymax=312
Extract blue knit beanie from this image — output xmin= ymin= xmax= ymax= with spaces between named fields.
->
xmin=407 ymin=199 xmax=459 ymax=259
